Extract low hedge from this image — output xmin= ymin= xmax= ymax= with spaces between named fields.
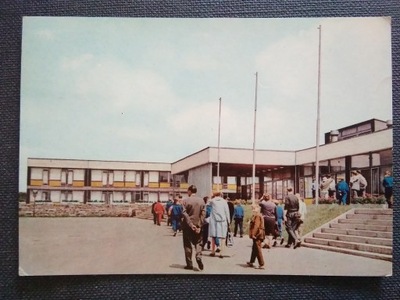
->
xmin=312 ymin=195 xmax=388 ymax=205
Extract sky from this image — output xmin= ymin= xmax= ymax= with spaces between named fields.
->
xmin=19 ymin=17 xmax=392 ymax=191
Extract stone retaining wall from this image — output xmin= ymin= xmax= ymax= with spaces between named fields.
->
xmin=19 ymin=203 xmax=151 ymax=218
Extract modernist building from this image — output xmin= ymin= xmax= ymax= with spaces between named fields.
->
xmin=26 ymin=159 xmax=184 ymax=204
xmin=25 ymin=118 xmax=392 ymax=204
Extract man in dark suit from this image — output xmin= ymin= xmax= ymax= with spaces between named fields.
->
xmin=181 ymin=185 xmax=206 ymax=270
xmin=284 ymin=187 xmax=301 ymax=249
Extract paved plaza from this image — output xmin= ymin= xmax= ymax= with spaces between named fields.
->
xmin=19 ymin=217 xmax=392 ymax=276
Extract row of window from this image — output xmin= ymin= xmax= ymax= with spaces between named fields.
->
xmin=31 ymin=190 xmax=181 ymax=204
xmin=30 ymin=168 xmax=187 ymax=188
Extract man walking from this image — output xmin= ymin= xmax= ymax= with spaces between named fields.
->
xmin=181 ymin=185 xmax=206 ymax=271
xmin=153 ymin=199 xmax=164 ymax=226
xmin=284 ymin=187 xmax=301 ymax=249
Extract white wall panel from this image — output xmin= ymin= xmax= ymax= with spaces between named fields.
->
xmin=149 ymin=171 xmax=159 ymax=182
xmin=31 ymin=168 xmax=42 ymax=179
xmin=74 ymin=169 xmax=84 ymax=180
xmin=114 ymin=170 xmax=124 ymax=181
xmin=51 ymin=191 xmax=61 ymax=202
xmin=73 ymin=191 xmax=84 ymax=202
xmin=92 ymin=170 xmax=102 ymax=181
xmin=50 ymin=169 xmax=61 ymax=180
xmin=149 ymin=192 xmax=158 ymax=203
xmin=90 ymin=191 xmax=102 ymax=201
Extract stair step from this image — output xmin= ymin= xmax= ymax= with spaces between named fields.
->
xmin=313 ymin=232 xmax=392 ymax=246
xmin=346 ymin=214 xmax=392 ymax=220
xmin=301 ymin=242 xmax=392 ymax=262
xmin=330 ymin=223 xmax=392 ymax=232
xmin=304 ymin=237 xmax=392 ymax=255
xmin=321 ymin=227 xmax=393 ymax=239
xmin=354 ymin=209 xmax=393 ymax=215
xmin=338 ymin=219 xmax=392 ymax=226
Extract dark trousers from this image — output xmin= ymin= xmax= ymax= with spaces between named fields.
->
xmin=234 ymin=218 xmax=243 ymax=237
xmin=171 ymin=216 xmax=181 ymax=232
xmin=202 ymin=224 xmax=209 ymax=247
xmin=182 ymin=228 xmax=203 ymax=267
xmin=153 ymin=213 xmax=157 ymax=224
xmin=385 ymin=187 xmax=393 ymax=208
xmin=285 ymin=212 xmax=300 ymax=245
xmin=250 ymin=239 xmax=264 ymax=266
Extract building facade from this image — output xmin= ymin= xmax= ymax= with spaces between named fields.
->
xmin=26 ymin=159 xmax=188 ymax=204
xmin=172 ymin=119 xmax=393 ymax=200
xmin=25 ymin=119 xmax=392 ymax=204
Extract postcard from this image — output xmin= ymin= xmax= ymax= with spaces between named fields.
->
xmin=19 ymin=17 xmax=392 ymax=276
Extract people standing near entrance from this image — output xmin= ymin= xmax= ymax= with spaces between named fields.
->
xmin=208 ymin=191 xmax=230 ymax=258
xmin=169 ymin=195 xmax=183 ymax=236
xmin=259 ymin=193 xmax=276 ymax=249
xmin=311 ymin=178 xmax=316 ymax=199
xmin=284 ymin=187 xmax=301 ymax=249
xmin=320 ymin=176 xmax=332 ymax=200
xmin=357 ymin=170 xmax=368 ymax=198
xmin=350 ymin=170 xmax=362 ymax=199
xmin=181 ymin=185 xmax=205 ymax=270
xmin=165 ymin=197 xmax=174 ymax=226
xmin=295 ymin=193 xmax=307 ymax=239
xmin=153 ymin=200 xmax=164 ymax=226
xmin=233 ymin=200 xmax=244 ymax=238
xmin=247 ymin=205 xmax=265 ymax=270
xmin=337 ymin=178 xmax=349 ymax=205
xmin=328 ymin=174 xmax=336 ymax=199
xmin=383 ymin=170 xmax=394 ymax=209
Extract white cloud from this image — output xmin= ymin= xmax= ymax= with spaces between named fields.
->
xmin=36 ymin=29 xmax=55 ymax=40
xmin=61 ymin=54 xmax=94 ymax=70
xmin=70 ymin=57 xmax=179 ymax=112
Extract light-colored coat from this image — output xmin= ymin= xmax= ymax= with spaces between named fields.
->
xmin=208 ymin=196 xmax=230 ymax=238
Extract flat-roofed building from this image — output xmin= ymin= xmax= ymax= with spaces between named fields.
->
xmin=26 ymin=158 xmax=182 ymax=204
xmin=25 ymin=118 xmax=392 ymax=204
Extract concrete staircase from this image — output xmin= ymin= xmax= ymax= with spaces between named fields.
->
xmin=302 ymin=208 xmax=393 ymax=261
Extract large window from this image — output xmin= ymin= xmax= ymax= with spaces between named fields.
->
xmin=319 ymin=160 xmax=329 ymax=175
xmin=159 ymin=172 xmax=170 ymax=183
xmin=372 ymin=149 xmax=392 ymax=166
xmin=174 ymin=174 xmax=187 ymax=187
xmin=352 ymin=154 xmax=370 ymax=169
xmin=301 ymin=164 xmax=313 ymax=177
xmin=330 ymin=157 xmax=345 ymax=173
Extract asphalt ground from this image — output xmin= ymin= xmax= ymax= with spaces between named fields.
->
xmin=19 ymin=217 xmax=392 ymax=276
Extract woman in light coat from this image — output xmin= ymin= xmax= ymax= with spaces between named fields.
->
xmin=208 ymin=192 xmax=231 ymax=258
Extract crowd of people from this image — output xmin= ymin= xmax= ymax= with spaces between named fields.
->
xmin=150 ymin=169 xmax=393 ymax=271
xmin=151 ymin=185 xmax=308 ymax=271
xmin=313 ymin=169 xmax=393 ymax=208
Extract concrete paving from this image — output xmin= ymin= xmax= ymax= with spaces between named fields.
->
xmin=19 ymin=217 xmax=392 ymax=276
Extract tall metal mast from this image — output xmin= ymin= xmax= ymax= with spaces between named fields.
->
xmin=217 ymin=97 xmax=222 ymax=192
xmin=252 ymin=72 xmax=258 ymax=205
xmin=315 ymin=25 xmax=322 ymax=205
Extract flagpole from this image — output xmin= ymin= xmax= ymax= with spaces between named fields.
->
xmin=315 ymin=25 xmax=322 ymax=205
xmin=217 ymin=97 xmax=222 ymax=192
xmin=252 ymin=72 xmax=258 ymax=205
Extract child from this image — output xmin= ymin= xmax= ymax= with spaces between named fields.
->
xmin=247 ymin=205 xmax=265 ymax=269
